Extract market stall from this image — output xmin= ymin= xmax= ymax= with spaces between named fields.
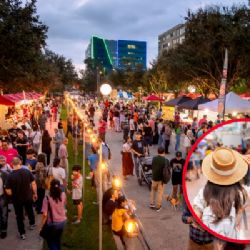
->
xmin=0 ymin=92 xmax=44 ymax=129
xmin=198 ymin=92 xmax=250 ymax=116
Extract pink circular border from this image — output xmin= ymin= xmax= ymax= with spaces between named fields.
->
xmin=182 ymin=118 xmax=250 ymax=244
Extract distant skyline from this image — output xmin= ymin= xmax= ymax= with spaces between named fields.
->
xmin=36 ymin=0 xmax=248 ymax=72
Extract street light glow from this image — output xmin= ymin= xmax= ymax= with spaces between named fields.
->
xmin=100 ymin=83 xmax=112 ymax=96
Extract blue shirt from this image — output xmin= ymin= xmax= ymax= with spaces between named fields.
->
xmin=25 ymin=159 xmax=37 ymax=171
xmin=88 ymin=154 xmax=99 ymax=171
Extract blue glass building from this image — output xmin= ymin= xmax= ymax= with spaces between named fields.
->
xmin=85 ymin=36 xmax=147 ymax=71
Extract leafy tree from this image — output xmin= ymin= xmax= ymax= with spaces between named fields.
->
xmin=0 ymin=0 xmax=48 ymax=90
xmin=154 ymin=4 xmax=250 ymax=96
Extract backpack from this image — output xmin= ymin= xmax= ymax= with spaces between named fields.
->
xmin=162 ymin=159 xmax=171 ymax=184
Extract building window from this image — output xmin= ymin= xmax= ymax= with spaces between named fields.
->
xmin=128 ymin=44 xmax=136 ymax=49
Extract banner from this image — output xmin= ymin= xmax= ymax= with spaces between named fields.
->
xmin=218 ymin=49 xmax=228 ymax=118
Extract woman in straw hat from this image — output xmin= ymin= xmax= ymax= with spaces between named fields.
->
xmin=193 ymin=147 xmax=250 ymax=239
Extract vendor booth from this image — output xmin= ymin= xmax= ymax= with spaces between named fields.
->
xmin=198 ymin=92 xmax=250 ymax=115
xmin=0 ymin=92 xmax=44 ymax=129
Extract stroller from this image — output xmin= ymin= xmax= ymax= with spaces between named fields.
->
xmin=138 ymin=156 xmax=153 ymax=190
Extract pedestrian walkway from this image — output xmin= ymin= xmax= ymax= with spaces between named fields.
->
xmin=106 ymin=128 xmax=189 ymax=250
xmin=2 ymin=119 xmax=58 ymax=250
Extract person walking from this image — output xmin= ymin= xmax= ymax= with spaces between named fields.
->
xmin=42 ymin=130 xmax=52 ymax=165
xmin=15 ymin=130 xmax=29 ymax=165
xmin=174 ymin=124 xmax=182 ymax=152
xmin=169 ymin=151 xmax=185 ymax=203
xmin=0 ymin=163 xmax=9 ymax=238
xmin=98 ymin=118 xmax=107 ymax=142
xmin=5 ymin=157 xmax=37 ymax=240
xmin=122 ymin=138 xmax=134 ymax=179
xmin=40 ymin=179 xmax=67 ymax=250
xmin=150 ymin=146 xmax=169 ymax=212
xmin=131 ymin=132 xmax=145 ymax=178
xmin=163 ymin=122 xmax=172 ymax=154
xmin=35 ymin=154 xmax=47 ymax=214
xmin=30 ymin=126 xmax=42 ymax=154
xmin=54 ymin=128 xmax=64 ymax=158
xmin=58 ymin=138 xmax=69 ymax=181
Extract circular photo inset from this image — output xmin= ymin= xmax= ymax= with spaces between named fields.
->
xmin=183 ymin=119 xmax=250 ymax=243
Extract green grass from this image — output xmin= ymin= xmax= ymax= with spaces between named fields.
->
xmin=44 ymin=105 xmax=117 ymax=250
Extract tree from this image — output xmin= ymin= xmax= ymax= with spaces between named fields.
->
xmin=0 ymin=0 xmax=48 ymax=90
xmin=153 ymin=4 xmax=250 ymax=96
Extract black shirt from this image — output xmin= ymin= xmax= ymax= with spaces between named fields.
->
xmin=102 ymin=187 xmax=113 ymax=208
xmin=143 ymin=126 xmax=153 ymax=137
xmin=15 ymin=137 xmax=28 ymax=156
xmin=104 ymin=199 xmax=117 ymax=216
xmin=170 ymin=158 xmax=185 ymax=175
xmin=6 ymin=168 xmax=34 ymax=203
xmin=131 ymin=140 xmax=145 ymax=156
xmin=8 ymin=128 xmax=20 ymax=143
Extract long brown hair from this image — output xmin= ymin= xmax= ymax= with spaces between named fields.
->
xmin=203 ymin=181 xmax=247 ymax=224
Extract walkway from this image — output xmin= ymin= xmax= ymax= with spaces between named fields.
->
xmin=106 ymin=127 xmax=189 ymax=250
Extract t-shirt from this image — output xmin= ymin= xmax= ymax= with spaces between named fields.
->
xmin=42 ymin=193 xmax=67 ymax=223
xmin=52 ymin=167 xmax=66 ymax=185
xmin=143 ymin=126 xmax=152 ymax=137
xmin=112 ymin=208 xmax=127 ymax=232
xmin=0 ymin=148 xmax=18 ymax=165
xmin=131 ymin=140 xmax=144 ymax=156
xmin=30 ymin=131 xmax=41 ymax=144
xmin=6 ymin=168 xmax=34 ymax=203
xmin=87 ymin=154 xmax=99 ymax=171
xmin=104 ymin=200 xmax=117 ymax=216
xmin=152 ymin=155 xmax=166 ymax=181
xmin=129 ymin=119 xmax=135 ymax=131
xmin=25 ymin=158 xmax=38 ymax=171
xmin=72 ymin=175 xmax=83 ymax=200
xmin=170 ymin=158 xmax=185 ymax=175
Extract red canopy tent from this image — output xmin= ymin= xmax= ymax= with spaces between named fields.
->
xmin=0 ymin=92 xmax=43 ymax=106
xmin=240 ymin=94 xmax=250 ymax=100
xmin=144 ymin=94 xmax=164 ymax=102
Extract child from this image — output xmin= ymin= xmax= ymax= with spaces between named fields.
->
xmin=71 ymin=165 xmax=83 ymax=224
xmin=193 ymin=147 xmax=249 ymax=239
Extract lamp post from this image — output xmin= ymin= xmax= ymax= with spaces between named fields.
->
xmin=98 ymin=83 xmax=112 ymax=250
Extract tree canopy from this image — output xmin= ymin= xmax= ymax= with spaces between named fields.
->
xmin=0 ymin=0 xmax=78 ymax=93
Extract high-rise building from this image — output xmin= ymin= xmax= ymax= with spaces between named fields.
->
xmin=158 ymin=24 xmax=186 ymax=56
xmin=85 ymin=36 xmax=147 ymax=71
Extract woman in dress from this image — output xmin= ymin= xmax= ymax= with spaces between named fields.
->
xmin=121 ymin=137 xmax=134 ymax=179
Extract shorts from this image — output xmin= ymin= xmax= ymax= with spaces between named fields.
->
xmin=73 ymin=199 xmax=82 ymax=205
xmin=172 ymin=173 xmax=182 ymax=185
xmin=144 ymin=136 xmax=152 ymax=146
xmin=187 ymin=161 xmax=193 ymax=170
xmin=194 ymin=160 xmax=201 ymax=168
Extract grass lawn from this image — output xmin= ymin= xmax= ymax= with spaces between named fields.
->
xmin=44 ymin=106 xmax=117 ymax=250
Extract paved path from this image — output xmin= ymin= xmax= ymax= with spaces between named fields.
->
xmin=106 ymin=127 xmax=189 ymax=250
xmin=3 ymin=119 xmax=58 ymax=250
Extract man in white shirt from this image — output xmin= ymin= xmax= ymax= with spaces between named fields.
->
xmin=129 ymin=117 xmax=135 ymax=140
xmin=30 ymin=128 xmax=41 ymax=153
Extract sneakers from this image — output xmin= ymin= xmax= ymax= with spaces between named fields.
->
xmin=149 ymin=204 xmax=155 ymax=209
xmin=29 ymin=224 xmax=36 ymax=230
xmin=20 ymin=234 xmax=26 ymax=240
xmin=155 ymin=206 xmax=162 ymax=212
xmin=72 ymin=219 xmax=81 ymax=225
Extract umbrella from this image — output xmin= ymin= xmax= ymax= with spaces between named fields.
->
xmin=178 ymin=96 xmax=211 ymax=110
xmin=144 ymin=94 xmax=164 ymax=102
xmin=164 ymin=96 xmax=192 ymax=107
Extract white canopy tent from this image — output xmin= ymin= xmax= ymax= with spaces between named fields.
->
xmin=198 ymin=92 xmax=250 ymax=113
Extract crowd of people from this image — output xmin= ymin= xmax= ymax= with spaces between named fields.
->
xmin=1 ymin=93 xmax=248 ymax=250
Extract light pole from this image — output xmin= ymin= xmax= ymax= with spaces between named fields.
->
xmin=98 ymin=83 xmax=112 ymax=250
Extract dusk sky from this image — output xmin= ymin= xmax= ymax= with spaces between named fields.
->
xmin=36 ymin=0 xmax=248 ymax=72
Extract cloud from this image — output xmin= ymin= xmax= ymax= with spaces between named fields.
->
xmin=36 ymin=0 xmax=248 ymax=69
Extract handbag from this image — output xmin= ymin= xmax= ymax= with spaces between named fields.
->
xmin=40 ymin=196 xmax=54 ymax=239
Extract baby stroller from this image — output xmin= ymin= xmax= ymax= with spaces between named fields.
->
xmin=138 ymin=156 xmax=153 ymax=190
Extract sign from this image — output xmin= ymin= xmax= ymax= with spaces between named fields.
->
xmin=162 ymin=106 xmax=175 ymax=121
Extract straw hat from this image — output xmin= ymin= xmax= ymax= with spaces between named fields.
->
xmin=202 ymin=147 xmax=248 ymax=185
